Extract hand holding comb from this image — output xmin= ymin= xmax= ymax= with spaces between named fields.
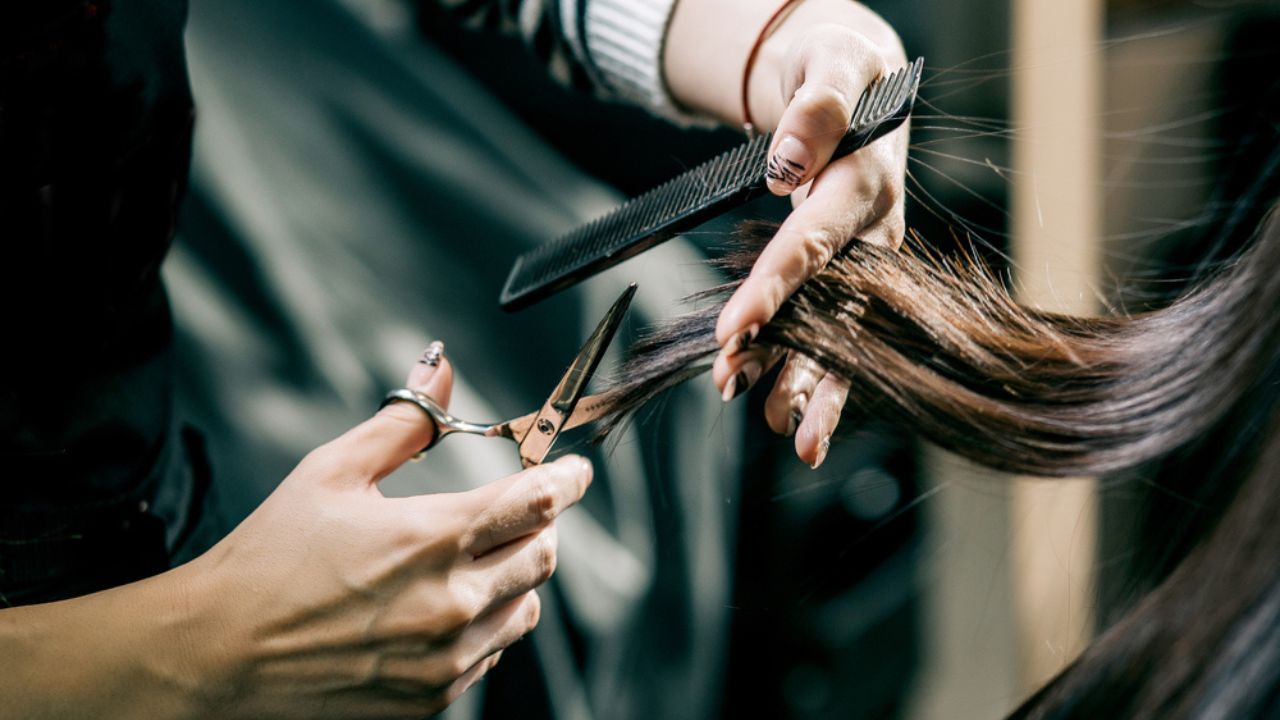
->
xmin=499 ymin=57 xmax=924 ymax=312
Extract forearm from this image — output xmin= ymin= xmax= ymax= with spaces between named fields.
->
xmin=0 ymin=567 xmax=204 ymax=720
xmin=664 ymin=0 xmax=907 ymax=129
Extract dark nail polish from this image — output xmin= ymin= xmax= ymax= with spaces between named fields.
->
xmin=788 ymin=392 xmax=809 ymax=437
xmin=730 ymin=360 xmax=763 ymax=401
xmin=419 ymin=340 xmax=444 ymax=367
xmin=730 ymin=324 xmax=759 ymax=356
xmin=766 ymin=154 xmax=804 ymax=188
xmin=765 ymin=136 xmax=811 ymax=191
xmin=787 ymin=409 xmax=803 ymax=437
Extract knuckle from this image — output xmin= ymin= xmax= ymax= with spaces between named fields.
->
xmin=442 ymin=658 xmax=488 ymax=706
xmin=445 ymin=652 xmax=473 ymax=683
xmin=791 ymin=83 xmax=856 ymax=128
xmin=404 ymin=512 xmax=463 ymax=563
xmin=428 ymin=588 xmax=476 ymax=638
xmin=526 ymin=477 xmax=559 ymax=524
xmin=875 ymin=172 xmax=903 ymax=209
xmin=764 ymin=230 xmax=837 ymax=308
xmin=791 ymin=228 xmax=840 ymax=274
xmin=421 ymin=653 xmax=468 ymax=688
xmin=455 ymin=526 xmax=480 ymax=557
xmin=535 ymin=532 xmax=557 ymax=582
xmin=525 ymin=592 xmax=543 ymax=632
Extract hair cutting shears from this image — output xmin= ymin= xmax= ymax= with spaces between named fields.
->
xmin=382 ymin=284 xmax=636 ymax=467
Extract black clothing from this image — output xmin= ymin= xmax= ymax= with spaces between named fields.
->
xmin=1 ymin=1 xmax=193 ymax=604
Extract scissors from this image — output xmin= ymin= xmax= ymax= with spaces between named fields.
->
xmin=382 ymin=284 xmax=636 ymax=468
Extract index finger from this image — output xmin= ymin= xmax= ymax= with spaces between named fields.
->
xmin=322 ymin=348 xmax=455 ymax=484
xmin=453 ymin=455 xmax=593 ymax=557
xmin=715 ymin=152 xmax=898 ymax=348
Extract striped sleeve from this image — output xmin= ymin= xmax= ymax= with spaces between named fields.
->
xmin=429 ymin=0 xmax=714 ymax=125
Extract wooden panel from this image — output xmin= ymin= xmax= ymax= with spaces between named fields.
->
xmin=1009 ymin=0 xmax=1103 ymax=693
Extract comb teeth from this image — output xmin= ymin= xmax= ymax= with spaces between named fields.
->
xmin=501 ymin=133 xmax=771 ymax=309
xmin=500 ymin=58 xmax=924 ymax=311
xmin=835 ymin=57 xmax=923 ymax=157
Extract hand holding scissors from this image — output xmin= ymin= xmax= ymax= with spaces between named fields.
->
xmin=383 ymin=284 xmax=637 ymax=468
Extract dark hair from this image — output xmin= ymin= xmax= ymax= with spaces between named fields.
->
xmin=590 ymin=207 xmax=1280 ymax=717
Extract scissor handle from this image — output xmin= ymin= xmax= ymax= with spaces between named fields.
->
xmin=381 ymin=388 xmax=496 ymax=454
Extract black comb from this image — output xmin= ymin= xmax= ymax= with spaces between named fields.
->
xmin=500 ymin=57 xmax=924 ymax=312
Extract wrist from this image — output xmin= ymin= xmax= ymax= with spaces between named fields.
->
xmin=131 ymin=560 xmax=227 ymax=718
xmin=665 ymin=0 xmax=905 ymax=131
xmin=149 ymin=551 xmax=260 ymax=717
xmin=80 ymin=563 xmax=221 ymax=720
xmin=0 ymin=568 xmax=207 ymax=720
xmin=664 ymin=0 xmax=801 ymax=124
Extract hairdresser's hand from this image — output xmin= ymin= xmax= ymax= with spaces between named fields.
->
xmin=666 ymin=0 xmax=907 ymax=467
xmin=173 ymin=350 xmax=592 ymax=718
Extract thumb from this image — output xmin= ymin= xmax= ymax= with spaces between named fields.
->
xmin=765 ymin=26 xmax=887 ymax=196
xmin=324 ymin=341 xmax=456 ymax=485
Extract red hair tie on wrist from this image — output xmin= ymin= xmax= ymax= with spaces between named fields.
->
xmin=741 ymin=0 xmax=803 ymax=137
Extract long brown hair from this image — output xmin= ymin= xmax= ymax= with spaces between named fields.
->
xmin=590 ymin=204 xmax=1280 ymax=716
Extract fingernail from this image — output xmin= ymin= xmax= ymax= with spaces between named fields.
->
xmin=787 ymin=392 xmax=809 ymax=436
xmin=419 ymin=340 xmax=444 ymax=367
xmin=408 ymin=341 xmax=446 ymax=389
xmin=727 ymin=324 xmax=759 ymax=357
xmin=721 ymin=374 xmax=737 ymax=403
xmin=729 ymin=360 xmax=763 ymax=402
xmin=765 ymin=135 xmax=811 ymax=193
xmin=811 ymin=435 xmax=831 ymax=470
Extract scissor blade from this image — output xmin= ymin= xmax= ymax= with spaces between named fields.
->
xmin=517 ymin=284 xmax=636 ymax=467
xmin=495 ymin=389 xmax=619 ymax=446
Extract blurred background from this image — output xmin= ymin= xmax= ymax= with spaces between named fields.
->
xmin=169 ymin=0 xmax=1280 ymax=717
